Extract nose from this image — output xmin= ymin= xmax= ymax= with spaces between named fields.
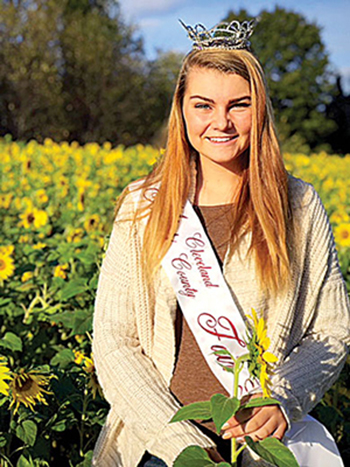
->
xmin=212 ymin=108 xmax=233 ymax=131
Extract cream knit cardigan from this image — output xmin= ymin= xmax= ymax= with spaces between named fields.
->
xmin=92 ymin=174 xmax=350 ymax=467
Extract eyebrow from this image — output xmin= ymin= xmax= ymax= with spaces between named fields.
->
xmin=189 ymin=95 xmax=251 ymax=104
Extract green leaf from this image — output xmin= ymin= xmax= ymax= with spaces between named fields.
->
xmin=71 ymin=309 xmax=93 ymax=335
xmin=0 ymin=435 xmax=8 ymax=448
xmin=211 ymin=394 xmax=240 ymax=433
xmin=49 ymin=311 xmax=75 ymax=328
xmin=170 ymin=401 xmax=212 ymax=423
xmin=173 ymin=446 xmax=215 ymax=467
xmin=241 ymin=397 xmax=281 ymax=409
xmin=76 ymin=451 xmax=94 ymax=467
xmin=50 ymin=348 xmax=75 ymax=368
xmin=51 ymin=419 xmax=67 ymax=432
xmin=59 ymin=278 xmax=87 ymax=301
xmin=0 ymin=332 xmax=23 ymax=352
xmin=16 ymin=454 xmax=32 ymax=467
xmin=16 ymin=420 xmax=37 ymax=447
xmin=0 ymin=298 xmax=12 ymax=307
xmin=245 ymin=436 xmax=300 ymax=467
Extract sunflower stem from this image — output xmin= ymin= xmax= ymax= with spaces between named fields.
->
xmin=231 ymin=354 xmax=249 ymax=465
xmin=79 ymin=388 xmax=89 ymax=458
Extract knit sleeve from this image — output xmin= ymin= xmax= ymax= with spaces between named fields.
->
xmin=92 ymin=195 xmax=215 ymax=465
xmin=270 ymin=186 xmax=350 ymax=422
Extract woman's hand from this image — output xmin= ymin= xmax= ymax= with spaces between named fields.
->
xmin=221 ymin=394 xmax=288 ymax=443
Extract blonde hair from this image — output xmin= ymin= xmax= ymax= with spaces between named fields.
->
xmin=116 ymin=48 xmax=291 ymax=295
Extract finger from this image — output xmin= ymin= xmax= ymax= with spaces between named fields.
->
xmin=222 ymin=406 xmax=276 ymax=439
xmin=246 ymin=417 xmax=277 ymax=441
xmin=271 ymin=421 xmax=288 ymax=441
xmin=224 ymin=406 xmax=262 ymax=429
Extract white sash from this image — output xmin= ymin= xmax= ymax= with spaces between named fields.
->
xmin=162 ymin=200 xmax=258 ymax=397
xmin=161 ymin=200 xmax=343 ymax=466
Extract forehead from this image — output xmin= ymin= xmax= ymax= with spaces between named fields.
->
xmin=184 ymin=67 xmax=251 ymax=100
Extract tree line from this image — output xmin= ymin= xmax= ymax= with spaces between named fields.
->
xmin=0 ymin=0 xmax=349 ymax=154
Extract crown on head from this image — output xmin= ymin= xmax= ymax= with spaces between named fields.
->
xmin=179 ymin=18 xmax=256 ymax=51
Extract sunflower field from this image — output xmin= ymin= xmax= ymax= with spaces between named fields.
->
xmin=0 ymin=137 xmax=350 ymax=466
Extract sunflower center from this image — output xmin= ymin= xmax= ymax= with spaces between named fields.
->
xmin=0 ymin=259 xmax=6 ymax=271
xmin=27 ymin=213 xmax=35 ymax=223
xmin=341 ymin=230 xmax=350 ymax=239
xmin=15 ymin=375 xmax=34 ymax=392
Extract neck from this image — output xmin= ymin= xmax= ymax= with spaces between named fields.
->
xmin=195 ymin=154 xmax=246 ymax=206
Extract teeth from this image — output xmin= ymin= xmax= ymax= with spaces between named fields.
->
xmin=208 ymin=137 xmax=233 ymax=142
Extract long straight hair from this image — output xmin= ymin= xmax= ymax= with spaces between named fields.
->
xmin=116 ymin=48 xmax=291 ymax=295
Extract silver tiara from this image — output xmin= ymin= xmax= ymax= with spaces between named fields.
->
xmin=179 ymin=19 xmax=256 ymax=51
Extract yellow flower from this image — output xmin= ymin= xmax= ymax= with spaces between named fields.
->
xmin=84 ymin=214 xmax=100 ymax=232
xmin=75 ymin=352 xmax=103 ymax=399
xmin=0 ymin=252 xmax=15 ymax=281
xmin=246 ymin=308 xmax=278 ymax=397
xmin=74 ymin=350 xmax=85 ymax=365
xmin=20 ymin=207 xmax=49 ymax=229
xmin=67 ymin=228 xmax=84 ymax=243
xmin=83 ymin=355 xmax=103 ymax=399
xmin=19 ymin=235 xmax=30 ymax=244
xmin=32 ymin=242 xmax=47 ymax=250
xmin=0 ymin=193 xmax=13 ymax=209
xmin=334 ymin=223 xmax=350 ymax=248
xmin=0 ymin=245 xmax=15 ymax=256
xmin=21 ymin=271 xmax=34 ymax=282
xmin=53 ymin=264 xmax=69 ymax=279
xmin=0 ymin=357 xmax=13 ymax=396
xmin=36 ymin=189 xmax=48 ymax=204
xmin=9 ymin=368 xmax=55 ymax=413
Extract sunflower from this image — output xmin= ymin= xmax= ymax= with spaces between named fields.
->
xmin=21 ymin=271 xmax=34 ymax=282
xmin=53 ymin=263 xmax=69 ymax=279
xmin=0 ymin=357 xmax=12 ymax=396
xmin=84 ymin=355 xmax=103 ymax=399
xmin=73 ymin=349 xmax=85 ymax=365
xmin=67 ymin=228 xmax=84 ymax=243
xmin=0 ymin=251 xmax=15 ymax=281
xmin=246 ymin=308 xmax=278 ymax=397
xmin=20 ymin=207 xmax=48 ymax=229
xmin=36 ymin=188 xmax=48 ymax=204
xmin=84 ymin=214 xmax=100 ymax=233
xmin=0 ymin=245 xmax=15 ymax=256
xmin=9 ymin=368 xmax=55 ymax=413
xmin=75 ymin=353 xmax=103 ymax=399
xmin=334 ymin=223 xmax=350 ymax=248
xmin=32 ymin=242 xmax=47 ymax=250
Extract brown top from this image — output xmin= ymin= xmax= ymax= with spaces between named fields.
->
xmin=170 ymin=204 xmax=235 ymax=457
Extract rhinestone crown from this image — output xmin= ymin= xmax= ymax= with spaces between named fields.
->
xmin=179 ymin=19 xmax=256 ymax=51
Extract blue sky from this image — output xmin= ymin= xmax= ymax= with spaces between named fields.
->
xmin=118 ymin=0 xmax=350 ymax=92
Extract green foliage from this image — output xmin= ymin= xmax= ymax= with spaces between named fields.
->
xmin=245 ymin=436 xmax=299 ymax=467
xmin=210 ymin=394 xmax=240 ymax=433
xmin=170 ymin=401 xmax=212 ymax=423
xmin=173 ymin=446 xmax=231 ymax=467
xmin=241 ymin=397 xmax=281 ymax=410
xmin=0 ymin=1 xmax=178 ymax=146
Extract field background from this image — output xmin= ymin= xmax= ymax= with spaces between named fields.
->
xmin=0 ymin=137 xmax=350 ymax=466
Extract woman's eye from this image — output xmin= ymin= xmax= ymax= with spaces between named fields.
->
xmin=194 ymin=103 xmax=211 ymax=109
xmin=230 ymin=102 xmax=251 ymax=109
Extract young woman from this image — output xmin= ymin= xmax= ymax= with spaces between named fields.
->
xmin=91 ymin=20 xmax=350 ymax=467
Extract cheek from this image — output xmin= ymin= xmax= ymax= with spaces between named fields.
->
xmin=183 ymin=111 xmax=207 ymax=138
xmin=239 ymin=113 xmax=252 ymax=136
